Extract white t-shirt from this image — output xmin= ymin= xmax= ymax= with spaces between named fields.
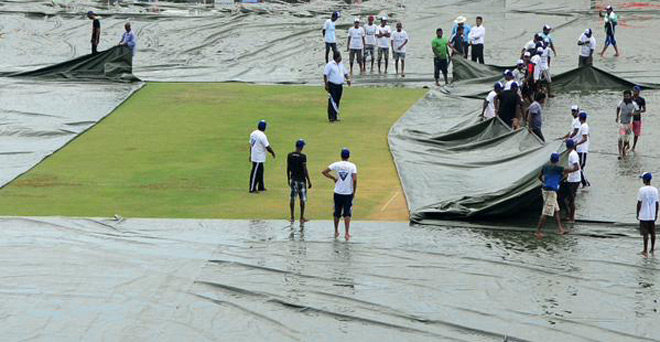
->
xmin=566 ymin=150 xmax=582 ymax=183
xmin=329 ymin=161 xmax=357 ymax=195
xmin=503 ymin=80 xmax=514 ymax=91
xmin=469 ymin=25 xmax=485 ymax=45
xmin=579 ymin=34 xmax=596 ymax=57
xmin=523 ymin=40 xmax=536 ymax=51
xmin=249 ymin=130 xmax=270 ymax=163
xmin=323 ymin=19 xmax=336 ymax=43
xmin=575 ymin=122 xmax=589 ymax=153
xmin=348 ymin=27 xmax=365 ymax=50
xmin=531 ymin=55 xmax=542 ymax=80
xmin=364 ymin=24 xmax=377 ymax=46
xmin=569 ymin=117 xmax=581 ymax=137
xmin=377 ymin=25 xmax=391 ymax=48
xmin=512 ymin=68 xmax=525 ymax=84
xmin=324 ymin=60 xmax=348 ymax=85
xmin=638 ymin=186 xmax=659 ymax=221
xmin=484 ymin=90 xmax=497 ymax=119
xmin=391 ymin=30 xmax=409 ymax=52
xmin=539 ymin=47 xmax=550 ymax=70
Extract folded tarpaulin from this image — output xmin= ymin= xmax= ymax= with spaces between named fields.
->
xmin=9 ymin=45 xmax=139 ymax=82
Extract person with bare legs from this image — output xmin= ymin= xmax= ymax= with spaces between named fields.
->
xmin=536 ymin=153 xmax=578 ymax=238
xmin=322 ymin=148 xmax=357 ymax=240
xmin=631 ymin=85 xmax=646 ymax=152
xmin=599 ymin=5 xmax=620 ymax=57
xmin=287 ymin=139 xmax=311 ymax=224
xmin=375 ymin=16 xmax=391 ymax=74
xmin=637 ymin=173 xmax=658 ymax=257
xmin=616 ymin=90 xmax=639 ymax=159
xmin=391 ymin=22 xmax=409 ymax=77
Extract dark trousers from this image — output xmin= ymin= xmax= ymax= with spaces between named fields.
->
xmin=92 ymin=43 xmax=98 ymax=55
xmin=327 ymin=82 xmax=343 ymax=122
xmin=434 ymin=57 xmax=448 ymax=81
xmin=578 ymin=152 xmax=589 ymax=186
xmin=471 ymin=43 xmax=484 ymax=64
xmin=249 ymin=162 xmax=265 ymax=192
xmin=532 ymin=128 xmax=545 ymax=142
xmin=325 ymin=42 xmax=337 ymax=63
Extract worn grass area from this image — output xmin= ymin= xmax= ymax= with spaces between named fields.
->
xmin=0 ymin=83 xmax=425 ymax=220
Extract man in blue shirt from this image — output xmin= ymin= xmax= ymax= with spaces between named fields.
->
xmin=451 ymin=16 xmax=471 ymax=59
xmin=118 ymin=23 xmax=137 ymax=56
xmin=536 ymin=153 xmax=578 ymax=238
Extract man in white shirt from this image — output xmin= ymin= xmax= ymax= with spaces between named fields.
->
xmin=512 ymin=60 xmax=526 ymax=84
xmin=577 ymin=28 xmax=596 ymax=67
xmin=375 ymin=16 xmax=391 ymax=74
xmin=539 ymin=41 xmax=553 ymax=97
xmin=322 ymin=11 xmax=340 ymax=63
xmin=363 ymin=15 xmax=378 ymax=73
xmin=575 ymin=111 xmax=591 ymax=188
xmin=481 ymin=82 xmax=502 ymax=119
xmin=323 ymin=52 xmax=351 ymax=122
xmin=637 ymin=172 xmax=658 ymax=257
xmin=564 ymin=139 xmax=582 ymax=223
xmin=347 ymin=18 xmax=366 ymax=75
xmin=468 ymin=16 xmax=485 ymax=63
xmin=391 ymin=22 xmax=409 ymax=77
xmin=249 ymin=120 xmax=276 ymax=193
xmin=322 ymin=148 xmax=358 ymax=240
xmin=561 ymin=105 xmax=581 ymax=140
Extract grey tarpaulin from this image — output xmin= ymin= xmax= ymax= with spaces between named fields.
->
xmin=0 ymin=216 xmax=658 ymax=342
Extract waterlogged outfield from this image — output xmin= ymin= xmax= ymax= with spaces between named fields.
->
xmin=0 ymin=83 xmax=425 ymax=220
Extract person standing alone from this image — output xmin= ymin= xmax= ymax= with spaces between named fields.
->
xmin=287 ymin=139 xmax=312 ymax=224
xmin=322 ymin=12 xmax=340 ymax=63
xmin=577 ymin=29 xmax=596 ymax=67
xmin=322 ymin=148 xmax=357 ymax=240
xmin=469 ymin=16 xmax=485 ymax=64
xmin=324 ymin=52 xmax=350 ymax=122
xmin=249 ymin=120 xmax=276 ymax=193
xmin=599 ymin=5 xmax=620 ymax=57
xmin=637 ymin=172 xmax=658 ymax=257
xmin=88 ymin=11 xmax=101 ymax=54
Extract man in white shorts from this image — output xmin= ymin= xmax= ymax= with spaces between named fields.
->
xmin=391 ymin=22 xmax=409 ymax=77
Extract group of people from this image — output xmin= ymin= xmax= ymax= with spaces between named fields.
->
xmin=248 ymin=121 xmax=357 ymax=239
xmin=86 ymin=11 xmax=137 ymax=56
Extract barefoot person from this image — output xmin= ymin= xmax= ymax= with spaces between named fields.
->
xmin=616 ymin=90 xmax=639 ymax=159
xmin=391 ymin=22 xmax=409 ymax=77
xmin=637 ymin=172 xmax=658 ymax=257
xmin=322 ymin=148 xmax=357 ymax=240
xmin=536 ymin=153 xmax=578 ymax=238
xmin=287 ymin=139 xmax=312 ymax=223
xmin=363 ymin=15 xmax=378 ymax=73
xmin=322 ymin=11 xmax=340 ymax=63
xmin=347 ymin=18 xmax=366 ymax=75
xmin=376 ymin=16 xmax=391 ymax=74
xmin=599 ymin=5 xmax=620 ymax=57
xmin=432 ymin=27 xmax=450 ymax=86
xmin=575 ymin=111 xmax=591 ymax=188
xmin=577 ymin=29 xmax=596 ymax=67
xmin=249 ymin=120 xmax=276 ymax=193
xmin=632 ymin=86 xmax=646 ymax=152
xmin=561 ymin=105 xmax=581 ymax=141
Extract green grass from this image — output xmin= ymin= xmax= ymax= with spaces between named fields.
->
xmin=0 ymin=83 xmax=425 ymax=220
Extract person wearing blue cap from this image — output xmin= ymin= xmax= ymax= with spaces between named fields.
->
xmin=536 ymin=153 xmax=578 ymax=238
xmin=249 ymin=120 xmax=275 ymax=193
xmin=563 ymin=139 xmax=581 ymax=223
xmin=575 ymin=111 xmax=591 ymax=187
xmin=87 ymin=11 xmax=101 ymax=54
xmin=632 ymin=86 xmax=646 ymax=152
xmin=287 ymin=139 xmax=311 ymax=223
xmin=481 ymin=82 xmax=502 ymax=119
xmin=323 ymin=12 xmax=340 ymax=63
xmin=322 ymin=148 xmax=358 ymax=240
xmin=577 ymin=29 xmax=596 ymax=67
xmin=637 ymin=172 xmax=658 ymax=257
xmin=503 ymin=69 xmax=514 ymax=91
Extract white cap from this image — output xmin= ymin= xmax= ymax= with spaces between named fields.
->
xmin=585 ymin=28 xmax=592 ymax=35
xmin=571 ymin=105 xmax=579 ymax=111
xmin=516 ymin=59 xmax=524 ymax=65
xmin=524 ymin=51 xmax=531 ymax=57
xmin=354 ymin=17 xmax=360 ymax=22
xmin=606 ymin=5 xmax=613 ymax=10
xmin=536 ymin=46 xmax=544 ymax=52
xmin=543 ymin=24 xmax=552 ymax=31
xmin=381 ymin=16 xmax=388 ymax=21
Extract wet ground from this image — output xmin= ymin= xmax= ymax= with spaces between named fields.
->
xmin=0 ymin=217 xmax=658 ymax=341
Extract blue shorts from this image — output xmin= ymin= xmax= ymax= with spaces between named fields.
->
xmin=605 ymin=34 xmax=616 ymax=47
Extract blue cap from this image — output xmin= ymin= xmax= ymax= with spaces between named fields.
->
xmin=341 ymin=148 xmax=350 ymax=159
xmin=579 ymin=111 xmax=587 ymax=120
xmin=494 ymin=82 xmax=503 ymax=90
xmin=642 ymin=172 xmax=653 ymax=181
xmin=257 ymin=120 xmax=267 ymax=130
xmin=87 ymin=10 xmax=96 ymax=16
xmin=503 ymin=69 xmax=512 ymax=77
xmin=585 ymin=28 xmax=592 ymax=36
xmin=550 ymin=153 xmax=560 ymax=163
xmin=566 ymin=139 xmax=575 ymax=149
xmin=633 ymin=85 xmax=642 ymax=92
xmin=295 ymin=139 xmax=305 ymax=148
xmin=510 ymin=81 xmax=519 ymax=89
xmin=332 ymin=11 xmax=341 ymax=18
